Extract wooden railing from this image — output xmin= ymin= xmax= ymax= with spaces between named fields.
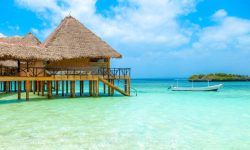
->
xmin=0 ymin=66 xmax=131 ymax=79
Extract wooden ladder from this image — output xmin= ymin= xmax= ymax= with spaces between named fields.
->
xmin=98 ymin=77 xmax=129 ymax=96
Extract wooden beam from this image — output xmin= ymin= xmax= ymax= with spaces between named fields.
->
xmin=66 ymin=80 xmax=69 ymax=95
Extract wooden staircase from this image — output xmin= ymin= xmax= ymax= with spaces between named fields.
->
xmin=98 ymin=77 xmax=129 ymax=96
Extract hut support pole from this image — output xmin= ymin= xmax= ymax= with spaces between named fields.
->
xmin=96 ymin=80 xmax=99 ymax=97
xmin=6 ymin=81 xmax=10 ymax=93
xmin=47 ymin=81 xmax=52 ymax=99
xmin=14 ymin=81 xmax=17 ymax=92
xmin=56 ymin=81 xmax=59 ymax=96
xmin=33 ymin=81 xmax=36 ymax=94
xmin=25 ymin=81 xmax=31 ymax=101
xmin=104 ymin=83 xmax=106 ymax=94
xmin=80 ymin=80 xmax=83 ymax=96
xmin=62 ymin=80 xmax=64 ymax=96
xmin=18 ymin=81 xmax=21 ymax=100
xmin=66 ymin=80 xmax=69 ymax=95
xmin=124 ymin=79 xmax=128 ymax=93
xmin=37 ymin=81 xmax=40 ymax=96
xmin=41 ymin=81 xmax=44 ymax=96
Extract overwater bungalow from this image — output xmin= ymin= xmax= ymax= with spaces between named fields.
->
xmin=0 ymin=16 xmax=131 ymax=100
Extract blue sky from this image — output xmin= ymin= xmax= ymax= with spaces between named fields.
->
xmin=0 ymin=0 xmax=250 ymax=78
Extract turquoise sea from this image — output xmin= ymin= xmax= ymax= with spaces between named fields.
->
xmin=1 ymin=79 xmax=250 ymax=150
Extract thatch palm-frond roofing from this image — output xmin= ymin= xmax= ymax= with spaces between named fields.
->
xmin=44 ymin=16 xmax=122 ymax=59
xmin=0 ymin=32 xmax=61 ymax=61
xmin=0 ymin=32 xmax=42 ymax=47
xmin=0 ymin=42 xmax=61 ymax=61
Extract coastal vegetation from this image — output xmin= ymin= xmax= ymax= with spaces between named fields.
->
xmin=189 ymin=73 xmax=250 ymax=81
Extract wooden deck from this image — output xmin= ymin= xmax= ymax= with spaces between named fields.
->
xmin=0 ymin=68 xmax=131 ymax=101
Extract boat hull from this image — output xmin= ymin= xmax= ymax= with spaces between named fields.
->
xmin=171 ymin=84 xmax=223 ymax=91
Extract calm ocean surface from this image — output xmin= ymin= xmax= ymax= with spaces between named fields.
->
xmin=1 ymin=79 xmax=250 ymax=150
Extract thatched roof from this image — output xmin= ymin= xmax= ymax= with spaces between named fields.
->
xmin=0 ymin=33 xmax=61 ymax=61
xmin=0 ymin=32 xmax=42 ymax=46
xmin=44 ymin=16 xmax=122 ymax=59
xmin=0 ymin=42 xmax=61 ymax=61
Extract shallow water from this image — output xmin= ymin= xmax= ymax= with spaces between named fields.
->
xmin=0 ymin=79 xmax=250 ymax=150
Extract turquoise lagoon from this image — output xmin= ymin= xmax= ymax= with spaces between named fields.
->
xmin=0 ymin=79 xmax=250 ymax=150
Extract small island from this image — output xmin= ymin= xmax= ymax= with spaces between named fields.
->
xmin=189 ymin=73 xmax=250 ymax=82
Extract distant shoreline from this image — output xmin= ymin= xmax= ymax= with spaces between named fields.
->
xmin=188 ymin=73 xmax=250 ymax=82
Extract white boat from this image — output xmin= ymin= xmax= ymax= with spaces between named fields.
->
xmin=170 ymin=84 xmax=223 ymax=91
xmin=169 ymin=80 xmax=223 ymax=91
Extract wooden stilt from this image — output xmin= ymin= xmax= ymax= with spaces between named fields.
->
xmin=104 ymin=83 xmax=106 ymax=94
xmin=111 ymin=80 xmax=115 ymax=96
xmin=24 ymin=81 xmax=26 ymax=91
xmin=18 ymin=81 xmax=21 ymax=100
xmin=37 ymin=81 xmax=40 ymax=96
xmin=108 ymin=80 xmax=111 ymax=96
xmin=56 ymin=81 xmax=59 ymax=96
xmin=73 ymin=81 xmax=76 ymax=97
xmin=82 ymin=81 xmax=84 ymax=96
xmin=62 ymin=80 xmax=65 ymax=96
xmin=80 ymin=80 xmax=83 ymax=96
xmin=70 ymin=81 xmax=73 ymax=98
xmin=66 ymin=80 xmax=69 ymax=95
xmin=89 ymin=80 xmax=92 ymax=96
xmin=47 ymin=81 xmax=52 ymax=99
xmin=25 ymin=81 xmax=31 ymax=101
xmin=96 ymin=80 xmax=99 ymax=96
xmin=128 ymin=78 xmax=131 ymax=96
xmin=14 ymin=81 xmax=17 ymax=92
xmin=5 ymin=81 xmax=9 ymax=93
xmin=41 ymin=81 xmax=44 ymax=96
xmin=33 ymin=81 xmax=36 ymax=94
xmin=124 ymin=79 xmax=128 ymax=93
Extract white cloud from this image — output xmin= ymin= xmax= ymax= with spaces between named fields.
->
xmin=0 ymin=33 xmax=6 ymax=37
xmin=15 ymin=0 xmax=198 ymax=47
xmin=14 ymin=1 xmax=250 ymax=77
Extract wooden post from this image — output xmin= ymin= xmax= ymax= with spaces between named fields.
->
xmin=96 ymin=80 xmax=99 ymax=96
xmin=124 ymin=79 xmax=128 ymax=93
xmin=10 ymin=81 xmax=12 ymax=92
xmin=111 ymin=80 xmax=114 ymax=96
xmin=41 ymin=81 xmax=44 ymax=96
xmin=89 ymin=80 xmax=92 ymax=96
xmin=56 ymin=81 xmax=59 ymax=96
xmin=73 ymin=81 xmax=76 ymax=97
xmin=128 ymin=78 xmax=131 ymax=96
xmin=104 ymin=83 xmax=106 ymax=94
xmin=108 ymin=80 xmax=111 ymax=96
xmin=70 ymin=81 xmax=72 ymax=97
xmin=82 ymin=81 xmax=84 ymax=96
xmin=33 ymin=81 xmax=36 ymax=94
xmin=23 ymin=81 xmax=26 ymax=92
xmin=66 ymin=80 xmax=69 ymax=95
xmin=80 ymin=80 xmax=83 ymax=96
xmin=37 ymin=81 xmax=40 ymax=96
xmin=18 ymin=81 xmax=21 ymax=100
xmin=14 ymin=81 xmax=17 ymax=92
xmin=5 ymin=81 xmax=9 ymax=93
xmin=62 ymin=80 xmax=65 ymax=96
xmin=47 ymin=81 xmax=52 ymax=99
xmin=25 ymin=81 xmax=31 ymax=101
